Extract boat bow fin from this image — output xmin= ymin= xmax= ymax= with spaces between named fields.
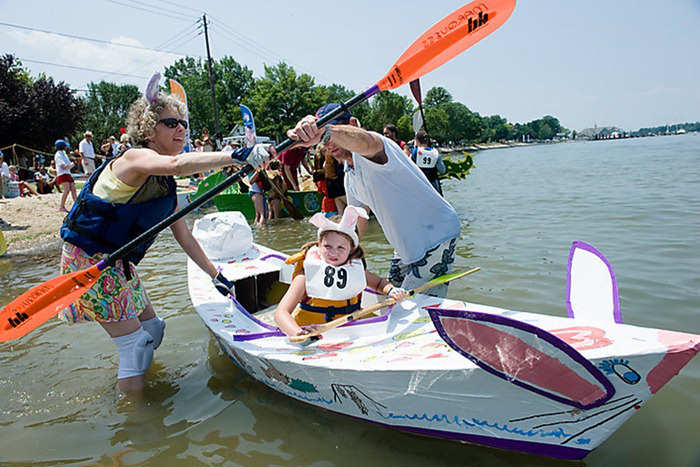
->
xmin=567 ymin=241 xmax=622 ymax=324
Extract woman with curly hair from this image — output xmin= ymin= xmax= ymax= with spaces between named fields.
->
xmin=58 ymin=85 xmax=271 ymax=394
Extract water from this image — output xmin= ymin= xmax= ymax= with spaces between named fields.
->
xmin=1 ymin=134 xmax=698 ymax=466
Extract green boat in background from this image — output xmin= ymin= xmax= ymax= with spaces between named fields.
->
xmin=191 ymin=171 xmax=322 ymax=220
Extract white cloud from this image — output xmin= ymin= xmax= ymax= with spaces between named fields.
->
xmin=8 ymin=30 xmax=184 ymax=87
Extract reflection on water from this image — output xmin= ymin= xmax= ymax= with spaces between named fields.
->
xmin=0 ymin=135 xmax=698 ymax=466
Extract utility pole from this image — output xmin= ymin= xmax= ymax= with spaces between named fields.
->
xmin=202 ymin=14 xmax=221 ymax=146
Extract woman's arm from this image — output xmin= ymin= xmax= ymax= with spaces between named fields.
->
xmin=274 ymin=275 xmax=307 ymax=336
xmin=170 ymin=218 xmax=218 ymax=279
xmin=116 ymin=148 xmax=240 ymax=180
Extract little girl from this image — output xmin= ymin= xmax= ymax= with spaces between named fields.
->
xmin=274 ymin=206 xmax=408 ymax=337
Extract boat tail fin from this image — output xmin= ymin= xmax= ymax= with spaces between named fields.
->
xmin=567 ymin=241 xmax=622 ymax=324
xmin=428 ymin=308 xmax=616 ymax=410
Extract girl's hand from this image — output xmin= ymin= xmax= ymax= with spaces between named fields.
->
xmin=389 ymin=286 xmax=408 ymax=302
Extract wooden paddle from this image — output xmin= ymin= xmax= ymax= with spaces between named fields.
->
xmin=259 ymin=170 xmax=304 ymax=220
xmin=289 ymin=267 xmax=480 ymax=344
xmin=0 ymin=0 xmax=515 ymax=343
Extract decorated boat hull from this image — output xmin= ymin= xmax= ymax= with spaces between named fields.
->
xmin=186 ymin=219 xmax=699 ymax=460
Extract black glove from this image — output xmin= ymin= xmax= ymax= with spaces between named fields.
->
xmin=212 ymin=272 xmax=235 ymax=297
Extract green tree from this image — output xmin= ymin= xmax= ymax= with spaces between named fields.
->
xmin=247 ymin=62 xmax=318 ymax=141
xmin=0 ymin=54 xmax=84 ymax=157
xmin=424 ymin=106 xmax=449 ymax=144
xmin=362 ymin=91 xmax=413 ymax=134
xmin=424 ymin=86 xmax=452 ymax=107
xmin=82 ymin=81 xmax=140 ymax=142
xmin=442 ymin=102 xmax=481 ymax=144
xmin=312 ymin=83 xmax=371 ymax=128
xmin=164 ymin=56 xmax=255 ymax=139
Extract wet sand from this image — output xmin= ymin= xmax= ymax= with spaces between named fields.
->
xmin=0 ymin=192 xmax=74 ymax=255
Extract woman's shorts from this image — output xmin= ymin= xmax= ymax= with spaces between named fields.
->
xmin=56 ymin=174 xmax=74 ymax=185
xmin=58 ymin=243 xmax=152 ymax=324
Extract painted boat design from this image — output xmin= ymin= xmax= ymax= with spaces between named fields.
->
xmin=187 ymin=217 xmax=699 ymax=460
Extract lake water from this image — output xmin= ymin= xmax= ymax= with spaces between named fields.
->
xmin=1 ymin=134 xmax=698 ymax=466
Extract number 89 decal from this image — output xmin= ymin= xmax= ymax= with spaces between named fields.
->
xmin=323 ymin=265 xmax=348 ymax=289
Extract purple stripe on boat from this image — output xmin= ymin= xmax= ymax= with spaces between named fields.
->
xmin=566 ymin=241 xmax=622 ymax=323
xmin=260 ymin=254 xmax=287 ymax=262
xmin=230 ymin=297 xmax=278 ymax=331
xmin=427 ymin=307 xmax=616 ymax=410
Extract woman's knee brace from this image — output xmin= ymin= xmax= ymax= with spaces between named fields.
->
xmin=140 ymin=316 xmax=166 ymax=349
xmin=112 ymin=328 xmax=154 ymax=379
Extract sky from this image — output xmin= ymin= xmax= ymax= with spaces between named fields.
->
xmin=1 ymin=0 xmax=698 ymax=132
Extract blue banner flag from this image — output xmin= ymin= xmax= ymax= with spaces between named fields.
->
xmin=240 ymin=104 xmax=256 ymax=148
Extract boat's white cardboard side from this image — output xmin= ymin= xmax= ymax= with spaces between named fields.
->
xmin=186 ymin=245 xmax=699 ymax=460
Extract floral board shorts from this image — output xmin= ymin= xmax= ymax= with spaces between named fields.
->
xmin=58 ymin=243 xmax=152 ymax=324
xmin=388 ymin=237 xmax=457 ymax=298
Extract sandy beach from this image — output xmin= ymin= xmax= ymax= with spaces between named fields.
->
xmin=0 ymin=192 xmax=74 ymax=255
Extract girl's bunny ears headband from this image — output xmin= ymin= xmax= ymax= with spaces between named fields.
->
xmin=309 ymin=206 xmax=369 ymax=247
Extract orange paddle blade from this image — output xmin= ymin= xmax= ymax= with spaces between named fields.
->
xmin=377 ymin=0 xmax=516 ymax=91
xmin=0 ymin=264 xmax=103 ymax=343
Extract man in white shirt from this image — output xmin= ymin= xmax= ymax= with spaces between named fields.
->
xmin=79 ymin=131 xmax=96 ymax=175
xmin=287 ymin=104 xmax=461 ymax=297
xmin=0 ymin=151 xmax=10 ymax=199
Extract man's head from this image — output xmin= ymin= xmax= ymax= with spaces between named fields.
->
xmin=383 ymin=124 xmax=399 ymax=141
xmin=84 ymin=130 xmax=93 ymax=140
xmin=414 ymin=129 xmax=430 ymax=147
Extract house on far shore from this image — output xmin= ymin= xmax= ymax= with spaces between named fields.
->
xmin=578 ymin=126 xmax=625 ymax=140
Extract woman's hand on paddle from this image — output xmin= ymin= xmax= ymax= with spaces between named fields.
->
xmin=287 ymin=116 xmax=323 ymax=148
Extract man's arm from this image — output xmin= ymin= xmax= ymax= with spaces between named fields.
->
xmin=287 ymin=116 xmax=387 ymax=164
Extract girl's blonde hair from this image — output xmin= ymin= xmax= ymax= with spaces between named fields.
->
xmin=126 ymin=93 xmax=187 ymax=146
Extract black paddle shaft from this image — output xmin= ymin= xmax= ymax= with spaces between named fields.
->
xmin=104 ymin=91 xmax=371 ymax=267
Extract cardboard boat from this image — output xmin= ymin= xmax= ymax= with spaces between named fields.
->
xmin=187 ymin=213 xmax=699 ymax=460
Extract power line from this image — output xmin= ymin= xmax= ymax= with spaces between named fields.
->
xmin=153 ymin=20 xmax=201 ymax=51
xmin=18 ymin=58 xmax=150 ymax=79
xmin=103 ymin=0 xmax=192 ymax=22
xmin=211 ymin=20 xmax=331 ymax=83
xmin=138 ymin=0 xmax=204 ymax=15
xmin=0 ymin=21 xmax=191 ymax=56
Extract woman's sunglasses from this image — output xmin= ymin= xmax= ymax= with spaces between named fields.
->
xmin=158 ymin=118 xmax=188 ymax=129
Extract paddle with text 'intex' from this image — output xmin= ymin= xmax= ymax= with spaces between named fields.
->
xmin=289 ymin=267 xmax=481 ymax=344
xmin=0 ymin=0 xmax=515 ymax=343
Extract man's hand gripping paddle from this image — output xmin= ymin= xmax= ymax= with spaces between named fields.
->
xmin=289 ymin=267 xmax=481 ymax=345
xmin=0 ymin=0 xmax=515 ymax=343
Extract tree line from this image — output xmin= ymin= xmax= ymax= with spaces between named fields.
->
xmin=1 ymin=52 xmax=569 ymax=161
